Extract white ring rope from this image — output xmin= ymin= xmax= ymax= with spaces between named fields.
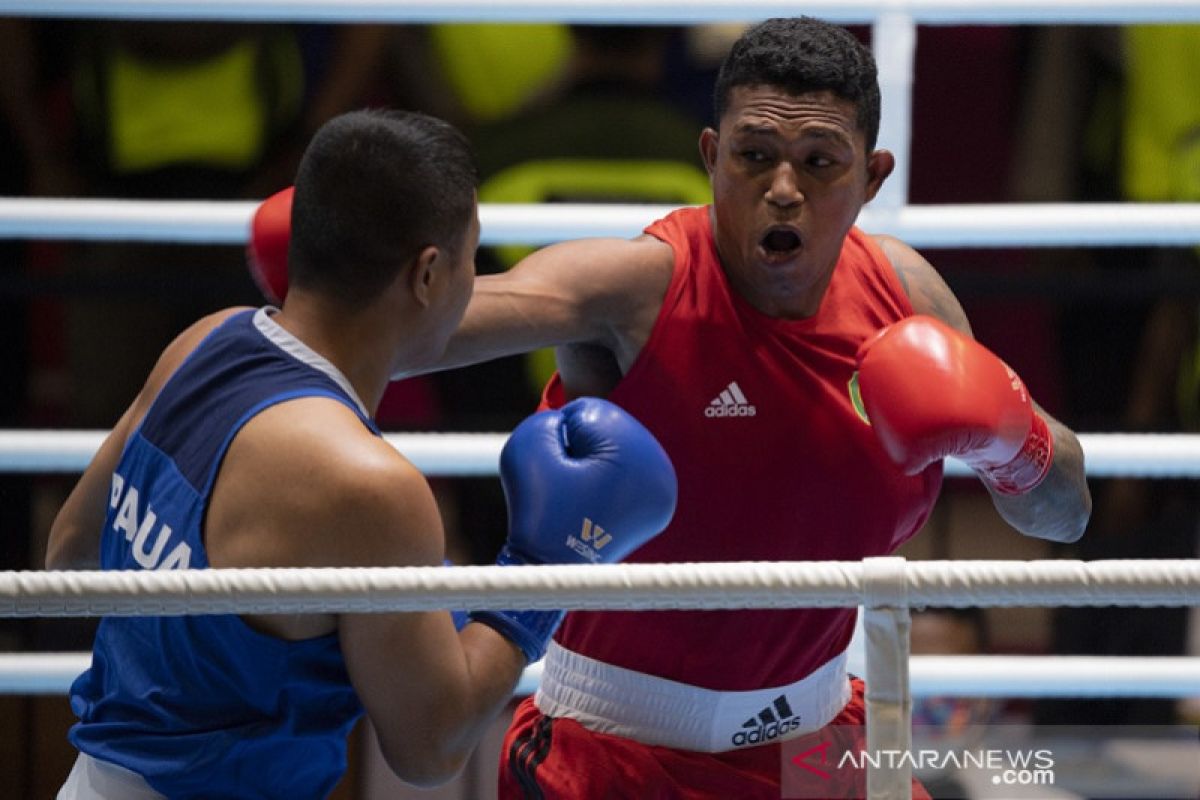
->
xmin=6 ymin=0 xmax=1200 ymax=24
xmin=5 ymin=653 xmax=1198 ymax=697
xmin=4 ymin=199 xmax=1200 ymax=248
xmin=1 ymin=560 xmax=1198 ymax=618
xmin=1 ymin=430 xmax=1199 ymax=477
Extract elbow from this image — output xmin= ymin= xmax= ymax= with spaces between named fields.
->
xmin=44 ymin=528 xmax=73 ymax=570
xmin=45 ymin=522 xmax=94 ymax=570
xmin=1061 ymin=491 xmax=1093 ymax=544
xmin=375 ymin=729 xmax=470 ymax=789
xmin=1031 ymin=487 xmax=1092 ymax=545
xmin=383 ymin=750 xmax=468 ymax=789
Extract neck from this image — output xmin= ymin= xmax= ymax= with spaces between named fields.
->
xmin=271 ymin=296 xmax=394 ymax=414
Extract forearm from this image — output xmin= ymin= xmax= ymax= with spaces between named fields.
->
xmin=407 ymin=273 xmax=578 ymax=378
xmin=987 ymin=414 xmax=1091 ymax=543
xmin=441 ymin=623 xmax=527 ymax=760
xmin=373 ymin=621 xmax=526 ymax=787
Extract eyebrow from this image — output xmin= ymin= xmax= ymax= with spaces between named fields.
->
xmin=731 ymin=123 xmax=853 ymax=147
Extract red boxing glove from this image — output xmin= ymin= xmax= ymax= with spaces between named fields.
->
xmin=855 ymin=315 xmax=1053 ymax=495
xmin=247 ymin=186 xmax=294 ymax=305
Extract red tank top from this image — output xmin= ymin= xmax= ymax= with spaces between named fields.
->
xmin=544 ymin=206 xmax=942 ymax=690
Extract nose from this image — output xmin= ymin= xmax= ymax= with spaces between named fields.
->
xmin=765 ymin=163 xmax=803 ymax=208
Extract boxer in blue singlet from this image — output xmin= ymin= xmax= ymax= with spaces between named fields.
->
xmin=47 ymin=108 xmax=676 ymax=799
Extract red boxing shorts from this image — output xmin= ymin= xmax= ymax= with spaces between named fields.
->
xmin=498 ymin=678 xmax=932 ymax=799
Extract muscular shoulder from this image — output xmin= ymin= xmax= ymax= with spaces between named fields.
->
xmin=208 ymin=397 xmax=444 ymax=570
xmin=870 ymin=234 xmax=972 ymax=336
xmin=124 ymin=307 xmax=253 ymax=434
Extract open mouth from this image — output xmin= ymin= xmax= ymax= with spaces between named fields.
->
xmin=758 ymin=226 xmax=803 ymax=262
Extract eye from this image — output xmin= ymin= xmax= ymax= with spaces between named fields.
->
xmin=807 ymin=154 xmax=835 ymax=168
xmin=739 ymin=149 xmax=769 ymax=165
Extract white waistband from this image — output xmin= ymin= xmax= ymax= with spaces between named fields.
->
xmin=535 ymin=642 xmax=852 ymax=753
xmin=58 ymin=753 xmax=164 ymax=800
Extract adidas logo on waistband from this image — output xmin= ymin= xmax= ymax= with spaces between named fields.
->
xmin=705 ymin=381 xmax=757 ymax=418
xmin=730 ymin=694 xmax=802 ymax=747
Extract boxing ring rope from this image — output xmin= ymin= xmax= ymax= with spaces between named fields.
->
xmin=3 ymin=430 xmax=1200 ymax=477
xmin=5 ymin=559 xmax=1200 ymax=616
xmin=6 ymin=0 xmax=1200 ymax=24
xmin=5 ymin=199 xmax=1200 ymax=249
xmin=6 ymin=652 xmax=1199 ymax=699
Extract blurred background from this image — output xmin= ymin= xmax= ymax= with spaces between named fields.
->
xmin=0 ymin=17 xmax=1197 ymax=799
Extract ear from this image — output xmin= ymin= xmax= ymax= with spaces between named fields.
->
xmin=699 ymin=127 xmax=720 ymax=177
xmin=864 ymin=149 xmax=895 ymax=203
xmin=408 ymin=245 xmax=441 ymax=308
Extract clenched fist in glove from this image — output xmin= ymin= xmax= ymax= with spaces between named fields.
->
xmin=470 ymin=397 xmax=677 ymax=662
xmin=855 ymin=315 xmax=1053 ymax=496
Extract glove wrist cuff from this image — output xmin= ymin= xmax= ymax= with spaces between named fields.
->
xmin=975 ymin=412 xmax=1054 ymax=496
xmin=468 ymin=609 xmax=565 ymax=663
xmin=494 ymin=544 xmax=537 ymax=568
xmin=466 ymin=546 xmax=562 ymax=662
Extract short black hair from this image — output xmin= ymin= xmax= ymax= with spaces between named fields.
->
xmin=713 ymin=17 xmax=881 ymax=151
xmin=289 ymin=108 xmax=477 ymax=305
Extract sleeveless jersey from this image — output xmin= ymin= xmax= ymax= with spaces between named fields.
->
xmin=549 ymin=206 xmax=942 ymax=691
xmin=68 ymin=308 xmax=372 ymax=799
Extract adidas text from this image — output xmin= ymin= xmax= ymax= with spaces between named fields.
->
xmin=731 ymin=716 xmax=802 ymax=746
xmin=704 ymin=404 xmax=756 ymax=418
xmin=731 ymin=695 xmax=802 ymax=747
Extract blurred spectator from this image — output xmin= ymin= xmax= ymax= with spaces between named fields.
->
xmin=0 ymin=20 xmax=36 ymax=649
xmin=910 ymin=607 xmax=999 ymax=799
xmin=909 ymin=25 xmax=1067 ymax=419
xmin=471 ymin=24 xmax=708 ymax=396
xmin=383 ymin=23 xmax=571 ymax=128
xmin=0 ymin=20 xmax=392 ymax=429
xmin=1026 ymin=24 xmax=1200 ymax=727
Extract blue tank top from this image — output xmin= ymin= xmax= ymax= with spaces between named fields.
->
xmin=69 ymin=308 xmax=376 ymax=799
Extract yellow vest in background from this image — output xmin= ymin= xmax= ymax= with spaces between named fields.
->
xmin=1122 ymin=25 xmax=1200 ymax=201
xmin=430 ymin=24 xmax=571 ymax=123
xmin=100 ymin=34 xmax=302 ymax=174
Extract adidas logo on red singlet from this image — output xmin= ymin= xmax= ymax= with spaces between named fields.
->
xmin=730 ymin=694 xmax=803 ymax=747
xmin=704 ymin=381 xmax=757 ymax=418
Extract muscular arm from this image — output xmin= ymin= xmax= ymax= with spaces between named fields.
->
xmin=210 ymin=404 xmax=528 ymax=786
xmin=876 ymin=235 xmax=1092 ymax=543
xmin=332 ymin=464 xmax=526 ymax=786
xmin=413 ymin=235 xmax=674 ymax=383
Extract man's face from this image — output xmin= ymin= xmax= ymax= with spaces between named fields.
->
xmin=700 ymin=85 xmax=891 ymax=318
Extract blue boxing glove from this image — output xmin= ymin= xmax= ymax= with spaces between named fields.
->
xmin=470 ymin=398 xmax=677 ymax=662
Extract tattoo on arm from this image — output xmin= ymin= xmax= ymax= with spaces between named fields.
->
xmin=893 ymin=260 xmax=911 ymax=298
xmin=893 ymin=259 xmax=971 ymax=335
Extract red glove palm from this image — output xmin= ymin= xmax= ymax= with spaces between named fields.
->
xmin=246 ymin=186 xmax=294 ymax=305
xmin=855 ymin=315 xmax=1053 ymax=495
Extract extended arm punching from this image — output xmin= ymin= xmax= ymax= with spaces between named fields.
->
xmin=247 ymin=186 xmax=673 ymax=384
